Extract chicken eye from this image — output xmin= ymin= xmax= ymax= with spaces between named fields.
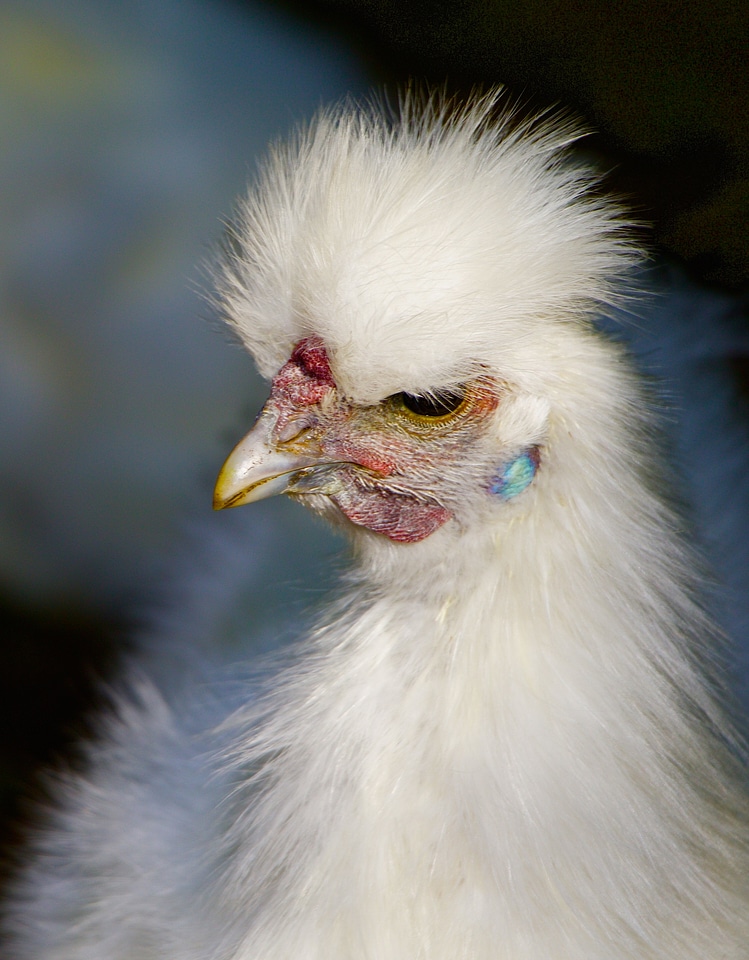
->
xmin=395 ymin=389 xmax=466 ymax=418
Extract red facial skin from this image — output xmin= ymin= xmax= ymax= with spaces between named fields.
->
xmin=269 ymin=339 xmax=336 ymax=433
xmin=329 ymin=470 xmax=451 ymax=542
xmin=266 ymin=339 xmax=453 ymax=543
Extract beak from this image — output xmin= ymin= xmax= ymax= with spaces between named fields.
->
xmin=213 ymin=408 xmax=344 ymax=510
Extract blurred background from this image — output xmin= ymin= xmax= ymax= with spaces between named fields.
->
xmin=0 ymin=0 xmax=747 ymax=890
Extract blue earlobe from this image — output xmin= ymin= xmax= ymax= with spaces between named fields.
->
xmin=490 ymin=448 xmax=540 ymax=500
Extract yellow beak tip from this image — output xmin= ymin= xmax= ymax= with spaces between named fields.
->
xmin=212 ymin=478 xmax=248 ymax=511
xmin=212 ymin=475 xmax=232 ymax=511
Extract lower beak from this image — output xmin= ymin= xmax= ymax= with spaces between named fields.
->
xmin=213 ymin=410 xmax=344 ymax=510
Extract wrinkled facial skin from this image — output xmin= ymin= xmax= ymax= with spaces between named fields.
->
xmin=265 ymin=339 xmax=499 ymax=543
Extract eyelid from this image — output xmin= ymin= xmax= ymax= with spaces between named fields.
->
xmin=371 ymin=379 xmax=499 ymax=440
xmin=384 ymin=385 xmax=471 ymax=425
xmin=401 ymin=390 xmax=466 ymax=416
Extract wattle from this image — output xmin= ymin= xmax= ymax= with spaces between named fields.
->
xmin=330 ymin=469 xmax=451 ymax=543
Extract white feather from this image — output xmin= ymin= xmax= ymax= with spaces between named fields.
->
xmin=6 ymin=91 xmax=749 ymax=960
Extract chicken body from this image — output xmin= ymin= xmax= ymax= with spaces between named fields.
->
xmin=6 ymin=93 xmax=749 ymax=959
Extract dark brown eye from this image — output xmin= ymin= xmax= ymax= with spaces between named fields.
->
xmin=397 ymin=389 xmax=466 ymax=418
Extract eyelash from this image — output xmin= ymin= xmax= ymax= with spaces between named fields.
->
xmin=390 ymin=389 xmax=467 ymax=419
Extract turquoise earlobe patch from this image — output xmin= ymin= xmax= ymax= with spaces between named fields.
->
xmin=490 ymin=447 xmax=540 ymax=500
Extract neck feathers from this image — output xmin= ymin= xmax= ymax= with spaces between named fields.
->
xmin=220 ymin=341 xmax=749 ymax=959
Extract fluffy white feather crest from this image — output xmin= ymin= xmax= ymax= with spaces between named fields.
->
xmin=218 ymin=91 xmax=635 ymax=402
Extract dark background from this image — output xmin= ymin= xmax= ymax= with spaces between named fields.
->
xmin=301 ymin=0 xmax=749 ymax=290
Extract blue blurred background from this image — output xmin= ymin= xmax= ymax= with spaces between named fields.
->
xmin=0 ymin=0 xmax=369 ymax=872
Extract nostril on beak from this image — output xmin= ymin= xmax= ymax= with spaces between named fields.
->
xmin=275 ymin=413 xmax=315 ymax=443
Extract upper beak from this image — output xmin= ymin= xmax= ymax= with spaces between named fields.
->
xmin=213 ymin=407 xmax=344 ymax=510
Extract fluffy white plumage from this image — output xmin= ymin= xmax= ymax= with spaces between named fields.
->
xmin=6 ymin=92 xmax=749 ymax=959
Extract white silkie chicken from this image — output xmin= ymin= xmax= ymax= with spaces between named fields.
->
xmin=6 ymin=92 xmax=749 ymax=959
